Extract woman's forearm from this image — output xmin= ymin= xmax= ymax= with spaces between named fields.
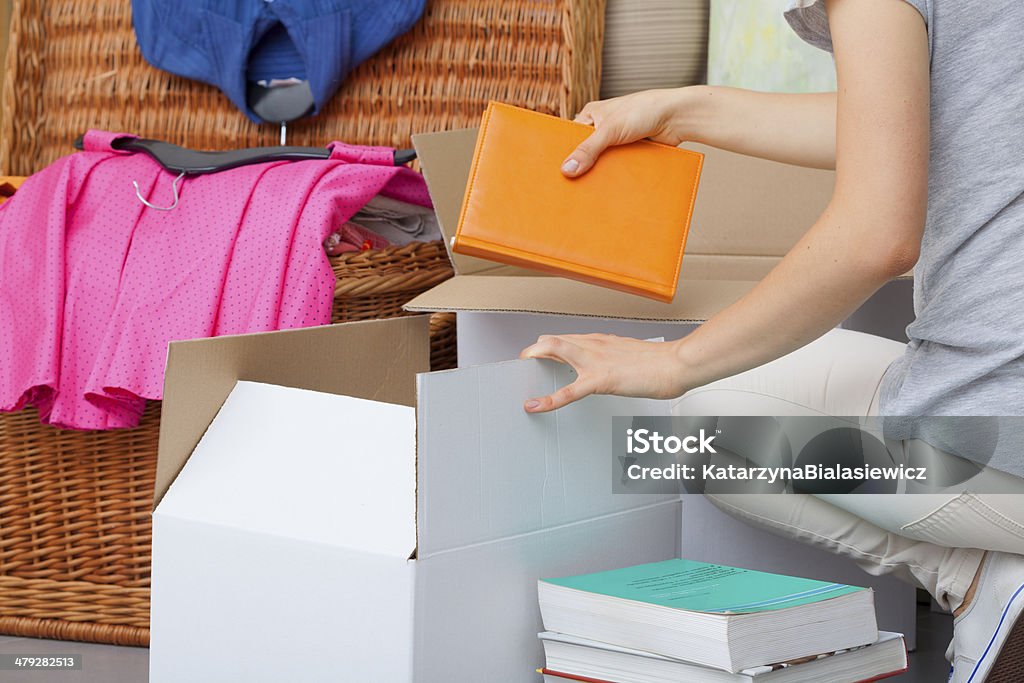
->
xmin=675 ymin=86 xmax=837 ymax=170
xmin=672 ymin=202 xmax=917 ymax=392
xmin=520 ymin=203 xmax=917 ymax=413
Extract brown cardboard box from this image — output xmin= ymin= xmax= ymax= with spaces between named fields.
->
xmin=154 ymin=316 xmax=429 ymax=507
xmin=406 ymin=128 xmax=837 ymax=322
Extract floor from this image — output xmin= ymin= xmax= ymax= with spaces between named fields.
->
xmin=0 ymin=606 xmax=952 ymax=682
xmin=895 ymin=604 xmax=955 ymax=681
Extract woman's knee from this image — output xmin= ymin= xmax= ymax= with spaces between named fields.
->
xmin=672 ymin=328 xmax=904 ymax=418
xmin=896 ymin=494 xmax=1024 ymax=555
xmin=820 ymin=491 xmax=1024 ymax=555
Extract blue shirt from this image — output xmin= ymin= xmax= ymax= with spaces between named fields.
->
xmin=132 ymin=0 xmax=426 ymax=123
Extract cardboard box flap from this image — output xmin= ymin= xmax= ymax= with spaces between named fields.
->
xmin=682 ymin=143 xmax=833 ymax=257
xmin=413 ymin=128 xmax=496 ymax=276
xmin=415 ymin=358 xmax=675 ymax=557
xmin=155 ymin=382 xmax=417 ymax=558
xmin=409 ymin=126 xmax=835 ymax=320
xmin=406 ymin=274 xmax=756 ymax=322
xmin=156 ymin=316 xmax=430 ymax=508
xmin=411 ymin=128 xmax=834 ymax=265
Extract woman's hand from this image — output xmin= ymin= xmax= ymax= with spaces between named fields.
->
xmin=561 ymin=89 xmax=692 ymax=177
xmin=528 ymin=0 xmax=928 ymax=415
xmin=520 ymin=334 xmax=692 ymax=412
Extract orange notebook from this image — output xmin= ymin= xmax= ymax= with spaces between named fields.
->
xmin=452 ymin=102 xmax=704 ymax=302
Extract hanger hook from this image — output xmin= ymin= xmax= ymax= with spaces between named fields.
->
xmin=133 ymin=171 xmax=186 ymax=211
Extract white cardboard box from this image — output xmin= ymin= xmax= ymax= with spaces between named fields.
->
xmin=149 ymin=316 xmax=681 ymax=683
xmin=449 ymin=310 xmax=917 ymax=647
xmin=403 ymin=127 xmax=917 ymax=646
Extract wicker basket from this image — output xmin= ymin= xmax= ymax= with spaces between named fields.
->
xmin=0 ymin=0 xmax=605 ymax=646
xmin=0 ymin=0 xmax=603 ymax=168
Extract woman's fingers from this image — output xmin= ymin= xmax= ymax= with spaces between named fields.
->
xmin=524 ymin=377 xmax=595 ymax=413
xmin=520 ymin=336 xmax=601 ymax=412
xmin=562 ymin=126 xmax=615 ymax=177
xmin=574 ymin=101 xmax=598 ymax=123
xmin=519 ymin=332 xmax=690 ymax=412
xmin=519 ymin=335 xmax=582 ymax=364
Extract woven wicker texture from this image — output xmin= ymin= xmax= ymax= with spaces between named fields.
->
xmin=0 ymin=0 xmax=604 ymax=646
xmin=0 ymin=0 xmax=604 ymax=174
xmin=0 ymin=405 xmax=159 ymax=647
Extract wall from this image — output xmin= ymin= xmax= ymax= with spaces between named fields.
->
xmin=708 ymin=0 xmax=836 ymax=92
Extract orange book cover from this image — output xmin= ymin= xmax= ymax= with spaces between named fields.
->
xmin=452 ymin=102 xmax=704 ymax=303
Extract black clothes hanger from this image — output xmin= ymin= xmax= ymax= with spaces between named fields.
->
xmin=72 ymin=135 xmax=417 ymax=176
xmin=247 ymin=81 xmax=315 ymax=125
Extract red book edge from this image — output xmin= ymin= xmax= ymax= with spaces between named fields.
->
xmin=540 ymin=641 xmax=911 ymax=683
xmin=540 ymin=669 xmax=616 ymax=683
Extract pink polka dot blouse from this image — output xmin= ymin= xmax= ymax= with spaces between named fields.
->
xmin=0 ymin=130 xmax=432 ymax=430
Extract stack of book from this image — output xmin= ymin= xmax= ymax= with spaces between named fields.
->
xmin=537 ymin=559 xmax=909 ymax=683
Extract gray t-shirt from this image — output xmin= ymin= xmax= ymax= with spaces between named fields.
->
xmin=784 ymin=0 xmax=1024 ymax=472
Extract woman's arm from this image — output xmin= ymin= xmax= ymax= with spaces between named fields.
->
xmin=684 ymin=88 xmax=837 ymax=169
xmin=565 ymin=88 xmax=838 ymax=173
xmin=523 ymin=0 xmax=930 ymax=412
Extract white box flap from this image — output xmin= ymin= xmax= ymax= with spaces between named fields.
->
xmin=155 ymin=381 xmax=417 ymax=559
xmin=415 ymin=358 xmax=676 ymax=556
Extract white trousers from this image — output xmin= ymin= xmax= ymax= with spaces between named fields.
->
xmin=671 ymin=328 xmax=1024 ymax=611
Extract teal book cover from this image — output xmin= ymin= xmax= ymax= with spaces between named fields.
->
xmin=542 ymin=559 xmax=867 ymax=614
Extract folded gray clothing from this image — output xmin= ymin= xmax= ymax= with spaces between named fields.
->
xmin=350 ymin=194 xmax=441 ymax=246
